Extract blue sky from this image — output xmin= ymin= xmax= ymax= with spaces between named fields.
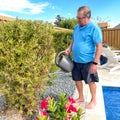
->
xmin=0 ymin=0 xmax=120 ymax=27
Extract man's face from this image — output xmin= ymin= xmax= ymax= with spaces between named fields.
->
xmin=76 ymin=11 xmax=89 ymax=26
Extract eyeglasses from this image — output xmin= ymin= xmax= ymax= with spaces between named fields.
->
xmin=76 ymin=16 xmax=86 ymax=20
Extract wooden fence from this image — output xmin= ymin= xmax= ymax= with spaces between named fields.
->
xmin=0 ymin=15 xmax=16 ymax=21
xmin=102 ymin=28 xmax=120 ymax=49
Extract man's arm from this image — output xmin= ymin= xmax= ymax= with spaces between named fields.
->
xmin=65 ymin=41 xmax=73 ymax=55
xmin=90 ymin=43 xmax=102 ymax=73
xmin=93 ymin=43 xmax=102 ymax=63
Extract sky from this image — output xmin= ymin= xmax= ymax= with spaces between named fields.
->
xmin=0 ymin=0 xmax=120 ymax=27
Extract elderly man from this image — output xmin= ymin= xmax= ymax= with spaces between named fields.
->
xmin=65 ymin=6 xmax=102 ymax=109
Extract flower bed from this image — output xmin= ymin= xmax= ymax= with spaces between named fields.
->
xmin=35 ymin=93 xmax=83 ymax=120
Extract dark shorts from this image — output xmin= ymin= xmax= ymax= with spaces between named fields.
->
xmin=72 ymin=61 xmax=99 ymax=84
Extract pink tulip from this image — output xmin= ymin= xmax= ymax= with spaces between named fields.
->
xmin=38 ymin=109 xmax=48 ymax=116
xmin=64 ymin=104 xmax=69 ymax=109
xmin=66 ymin=116 xmax=72 ymax=120
xmin=34 ymin=117 xmax=39 ymax=120
xmin=45 ymin=96 xmax=51 ymax=101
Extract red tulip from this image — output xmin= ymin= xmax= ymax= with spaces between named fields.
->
xmin=42 ymin=111 xmax=47 ymax=116
xmin=68 ymin=96 xmax=75 ymax=104
xmin=40 ymin=99 xmax=48 ymax=109
xmin=67 ymin=104 xmax=77 ymax=113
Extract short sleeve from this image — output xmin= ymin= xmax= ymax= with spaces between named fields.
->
xmin=72 ymin=25 xmax=78 ymax=41
xmin=72 ymin=32 xmax=74 ymax=41
xmin=92 ymin=26 xmax=102 ymax=44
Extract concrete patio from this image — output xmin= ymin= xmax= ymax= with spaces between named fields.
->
xmin=73 ymin=68 xmax=120 ymax=120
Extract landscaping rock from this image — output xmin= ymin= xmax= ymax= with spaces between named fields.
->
xmin=40 ymin=70 xmax=75 ymax=100
xmin=0 ymin=94 xmax=6 ymax=110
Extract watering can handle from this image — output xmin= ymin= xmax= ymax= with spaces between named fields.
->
xmin=55 ymin=51 xmax=66 ymax=66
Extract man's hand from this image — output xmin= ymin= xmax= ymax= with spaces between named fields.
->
xmin=65 ymin=41 xmax=73 ymax=55
xmin=90 ymin=64 xmax=98 ymax=74
xmin=65 ymin=47 xmax=71 ymax=55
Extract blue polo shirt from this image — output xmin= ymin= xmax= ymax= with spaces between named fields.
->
xmin=72 ymin=21 xmax=102 ymax=63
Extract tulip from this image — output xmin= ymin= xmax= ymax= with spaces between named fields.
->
xmin=38 ymin=109 xmax=48 ymax=116
xmin=40 ymin=99 xmax=48 ymax=109
xmin=68 ymin=96 xmax=75 ymax=104
xmin=66 ymin=116 xmax=72 ymax=120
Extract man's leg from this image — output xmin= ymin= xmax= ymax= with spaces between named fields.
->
xmin=86 ymin=82 xmax=97 ymax=109
xmin=75 ymin=81 xmax=84 ymax=102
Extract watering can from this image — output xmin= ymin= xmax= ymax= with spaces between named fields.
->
xmin=55 ymin=51 xmax=74 ymax=72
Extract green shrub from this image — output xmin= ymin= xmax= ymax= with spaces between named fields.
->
xmin=0 ymin=20 xmax=54 ymax=115
xmin=59 ymin=18 xmax=77 ymax=29
xmin=53 ymin=30 xmax=73 ymax=53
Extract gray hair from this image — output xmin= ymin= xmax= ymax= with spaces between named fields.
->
xmin=77 ymin=6 xmax=91 ymax=18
